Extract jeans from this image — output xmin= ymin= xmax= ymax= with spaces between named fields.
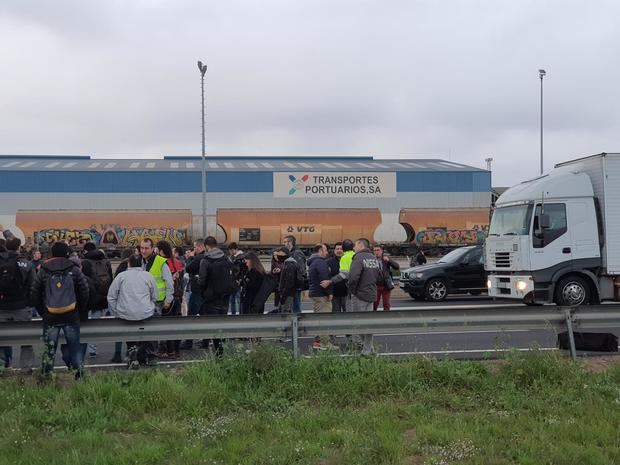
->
xmin=181 ymin=293 xmax=204 ymax=349
xmin=0 ymin=308 xmax=35 ymax=369
xmin=87 ymin=309 xmax=104 ymax=355
xmin=349 ymin=295 xmax=374 ymax=354
xmin=373 ymin=286 xmax=392 ymax=311
xmin=161 ymin=298 xmax=181 ymax=354
xmin=331 ymin=295 xmax=348 ymax=313
xmin=188 ymin=292 xmax=204 ymax=316
xmin=229 ymin=289 xmax=241 ymax=315
xmin=200 ymin=298 xmax=230 ymax=356
xmin=280 ymin=296 xmax=295 ymax=313
xmin=293 ymin=290 xmax=302 ymax=314
xmin=312 ymin=297 xmax=333 ymax=345
xmin=42 ymin=323 xmax=83 ymax=376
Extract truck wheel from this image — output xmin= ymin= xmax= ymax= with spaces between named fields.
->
xmin=555 ymin=275 xmax=590 ymax=306
xmin=409 ymin=292 xmax=425 ymax=301
xmin=425 ymin=278 xmax=448 ymax=302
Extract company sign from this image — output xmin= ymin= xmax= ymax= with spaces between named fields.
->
xmin=273 ymin=172 xmax=396 ymax=198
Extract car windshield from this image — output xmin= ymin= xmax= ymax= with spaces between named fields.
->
xmin=438 ymin=247 xmax=472 ymax=264
xmin=489 ymin=204 xmax=532 ymax=236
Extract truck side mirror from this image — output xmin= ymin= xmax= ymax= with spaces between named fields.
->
xmin=540 ymin=213 xmax=550 ymax=229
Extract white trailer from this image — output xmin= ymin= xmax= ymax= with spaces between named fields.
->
xmin=485 ymin=152 xmax=620 ymax=305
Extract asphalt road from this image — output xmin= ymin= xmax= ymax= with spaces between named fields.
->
xmin=6 ymin=294 xmax=618 ymax=370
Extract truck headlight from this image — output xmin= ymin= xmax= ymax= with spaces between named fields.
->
xmin=515 ymin=280 xmax=528 ymax=291
xmin=487 ymin=279 xmax=492 ymax=289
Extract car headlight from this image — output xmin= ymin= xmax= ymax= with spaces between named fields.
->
xmin=515 ymin=280 xmax=528 ymax=291
xmin=487 ymin=279 xmax=492 ymax=289
xmin=413 ymin=272 xmax=424 ymax=279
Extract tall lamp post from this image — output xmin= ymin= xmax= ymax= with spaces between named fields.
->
xmin=539 ymin=69 xmax=546 ymax=175
xmin=198 ymin=60 xmax=208 ymax=238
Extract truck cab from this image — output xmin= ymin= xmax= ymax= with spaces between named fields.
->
xmin=486 ymin=170 xmax=603 ymax=305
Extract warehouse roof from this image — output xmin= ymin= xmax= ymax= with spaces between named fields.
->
xmin=0 ymin=155 xmax=486 ymax=172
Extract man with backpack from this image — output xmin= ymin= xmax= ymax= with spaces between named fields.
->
xmin=0 ymin=237 xmax=37 ymax=370
xmin=198 ymin=236 xmax=236 ymax=356
xmin=30 ymin=242 xmax=89 ymax=379
xmin=81 ymin=242 xmax=113 ymax=358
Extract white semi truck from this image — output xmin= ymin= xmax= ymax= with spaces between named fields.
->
xmin=486 ymin=152 xmax=620 ymax=306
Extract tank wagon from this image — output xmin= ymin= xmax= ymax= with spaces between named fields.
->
xmin=0 ymin=155 xmax=491 ymax=255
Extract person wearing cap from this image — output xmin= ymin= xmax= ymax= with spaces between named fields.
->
xmin=30 ymin=242 xmax=90 ymax=379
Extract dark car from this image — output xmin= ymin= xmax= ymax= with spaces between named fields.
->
xmin=400 ymin=246 xmax=486 ymax=301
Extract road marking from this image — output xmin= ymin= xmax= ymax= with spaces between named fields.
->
xmin=377 ymin=347 xmax=558 ymax=356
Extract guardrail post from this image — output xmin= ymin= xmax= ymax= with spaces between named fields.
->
xmin=563 ymin=308 xmax=577 ymax=360
xmin=292 ymin=315 xmax=299 ymax=359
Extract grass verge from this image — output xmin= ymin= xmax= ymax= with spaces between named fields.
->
xmin=1 ymin=346 xmax=619 ymax=465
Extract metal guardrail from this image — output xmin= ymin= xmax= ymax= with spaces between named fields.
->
xmin=1 ymin=305 xmax=619 ymax=360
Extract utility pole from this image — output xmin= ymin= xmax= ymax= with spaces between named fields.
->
xmin=198 ymin=60 xmax=208 ymax=238
xmin=539 ymin=69 xmax=546 ymax=175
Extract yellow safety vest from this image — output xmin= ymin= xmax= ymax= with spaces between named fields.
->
xmin=149 ymin=255 xmax=168 ymax=302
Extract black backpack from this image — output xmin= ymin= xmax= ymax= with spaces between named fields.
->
xmin=205 ymin=257 xmax=236 ymax=298
xmin=0 ymin=254 xmax=25 ymax=305
xmin=45 ymin=270 xmax=77 ymax=314
xmin=88 ymin=260 xmax=112 ymax=295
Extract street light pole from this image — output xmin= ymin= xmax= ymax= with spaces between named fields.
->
xmin=198 ymin=60 xmax=208 ymax=238
xmin=539 ymin=69 xmax=546 ymax=175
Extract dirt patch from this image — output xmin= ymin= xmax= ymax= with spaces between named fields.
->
xmin=316 ymin=450 xmax=344 ymax=465
xmin=403 ymin=428 xmax=417 ymax=441
xmin=401 ymin=455 xmax=425 ymax=465
xmin=579 ymin=355 xmax=620 ymax=373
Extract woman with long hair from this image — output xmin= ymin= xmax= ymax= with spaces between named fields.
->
xmin=243 ymin=252 xmax=266 ymax=314
xmin=156 ymin=240 xmax=184 ymax=358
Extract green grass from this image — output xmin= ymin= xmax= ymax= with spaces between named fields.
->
xmin=1 ymin=346 xmax=619 ymax=465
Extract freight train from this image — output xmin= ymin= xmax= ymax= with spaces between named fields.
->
xmin=1 ymin=207 xmax=489 ymax=256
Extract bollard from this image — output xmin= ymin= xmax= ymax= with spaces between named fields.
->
xmin=563 ymin=309 xmax=577 ymax=360
xmin=291 ymin=315 xmax=299 ymax=359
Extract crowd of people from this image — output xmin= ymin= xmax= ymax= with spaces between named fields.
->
xmin=0 ymin=230 xmax=404 ymax=378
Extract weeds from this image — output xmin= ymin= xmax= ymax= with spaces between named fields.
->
xmin=0 ymin=346 xmax=618 ymax=465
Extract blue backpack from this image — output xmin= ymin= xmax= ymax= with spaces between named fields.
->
xmin=45 ymin=270 xmax=77 ymax=314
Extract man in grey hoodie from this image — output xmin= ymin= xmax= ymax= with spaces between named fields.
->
xmin=348 ymin=238 xmax=382 ymax=354
xmin=107 ymin=254 xmax=158 ymax=368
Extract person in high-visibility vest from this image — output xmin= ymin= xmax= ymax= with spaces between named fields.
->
xmin=139 ymin=238 xmax=174 ymax=315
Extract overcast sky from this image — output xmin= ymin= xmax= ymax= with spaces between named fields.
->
xmin=1 ymin=1 xmax=618 ymax=186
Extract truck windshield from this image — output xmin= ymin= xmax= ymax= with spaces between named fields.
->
xmin=489 ymin=204 xmax=532 ymax=236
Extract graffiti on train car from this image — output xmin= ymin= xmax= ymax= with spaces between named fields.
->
xmin=415 ymin=225 xmax=488 ymax=246
xmin=33 ymin=224 xmax=189 ymax=248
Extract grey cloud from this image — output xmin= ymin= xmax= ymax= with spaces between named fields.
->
xmin=2 ymin=0 xmax=620 ymax=186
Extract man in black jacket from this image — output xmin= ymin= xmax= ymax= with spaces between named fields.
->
xmin=31 ymin=242 xmax=89 ymax=379
xmin=0 ymin=237 xmax=36 ymax=369
xmin=326 ymin=242 xmax=347 ymax=313
xmin=308 ymin=243 xmax=334 ymax=350
xmin=81 ymin=242 xmax=113 ymax=358
xmin=198 ymin=236 xmax=234 ymax=355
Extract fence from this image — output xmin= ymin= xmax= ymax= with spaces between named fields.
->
xmin=2 ymin=305 xmax=619 ymax=360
